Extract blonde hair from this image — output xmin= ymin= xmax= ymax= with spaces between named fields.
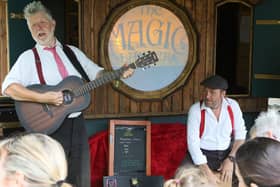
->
xmin=0 ymin=133 xmax=71 ymax=187
xmin=164 ymin=167 xmax=215 ymax=187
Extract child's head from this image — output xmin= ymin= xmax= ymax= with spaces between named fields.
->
xmin=164 ymin=167 xmax=216 ymax=187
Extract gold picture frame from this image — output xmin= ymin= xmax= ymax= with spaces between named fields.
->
xmin=99 ymin=0 xmax=197 ymax=100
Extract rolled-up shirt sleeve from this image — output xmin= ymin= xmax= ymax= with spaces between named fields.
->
xmin=187 ymin=103 xmax=207 ymax=165
xmin=2 ymin=51 xmax=38 ymax=95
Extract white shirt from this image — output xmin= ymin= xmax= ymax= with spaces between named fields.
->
xmin=187 ymin=98 xmax=247 ymax=165
xmin=2 ymin=41 xmax=104 ymax=117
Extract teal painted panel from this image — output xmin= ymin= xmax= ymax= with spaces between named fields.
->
xmin=85 ymin=113 xmax=258 ymax=138
xmin=255 ymin=0 xmax=280 ymax=19
xmin=252 ymin=0 xmax=280 ymax=97
xmin=252 ymin=79 xmax=280 ymax=98
xmin=253 ymin=25 xmax=280 ymax=73
xmin=8 ymin=0 xmax=34 ymax=67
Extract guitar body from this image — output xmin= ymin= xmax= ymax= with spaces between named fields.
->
xmin=14 ymin=51 xmax=159 ymax=134
xmin=15 ymin=76 xmax=91 ymax=134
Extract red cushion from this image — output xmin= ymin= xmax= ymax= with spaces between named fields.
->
xmin=89 ymin=123 xmax=187 ymax=187
xmin=151 ymin=123 xmax=187 ymax=179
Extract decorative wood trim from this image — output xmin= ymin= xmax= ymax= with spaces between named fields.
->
xmin=256 ymin=19 xmax=280 ymax=25
xmin=0 ymin=0 xmax=9 ymax=97
xmin=215 ymin=0 xmax=262 ymax=5
xmin=99 ymin=0 xmax=198 ymax=100
xmin=0 ymin=122 xmax=20 ymax=129
xmin=108 ymin=120 xmax=151 ymax=176
xmin=254 ymin=74 xmax=280 ymax=80
xmin=9 ymin=12 xmax=24 ymax=19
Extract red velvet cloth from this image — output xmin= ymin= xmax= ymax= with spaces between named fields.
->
xmin=89 ymin=123 xmax=187 ymax=187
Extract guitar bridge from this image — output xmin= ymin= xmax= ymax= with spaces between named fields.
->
xmin=43 ymin=104 xmax=53 ymax=117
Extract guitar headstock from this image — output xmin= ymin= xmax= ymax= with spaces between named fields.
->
xmin=130 ymin=51 xmax=159 ymax=69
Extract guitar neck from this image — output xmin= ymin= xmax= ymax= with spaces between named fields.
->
xmin=71 ymin=51 xmax=158 ymax=97
xmin=73 ymin=66 xmax=128 ymax=97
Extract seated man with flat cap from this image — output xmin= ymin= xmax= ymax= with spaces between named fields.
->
xmin=178 ymin=75 xmax=247 ymax=186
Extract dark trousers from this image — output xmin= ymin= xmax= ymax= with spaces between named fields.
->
xmin=51 ymin=115 xmax=90 ymax=187
xmin=201 ymin=148 xmax=230 ymax=171
xmin=178 ymin=148 xmax=238 ymax=187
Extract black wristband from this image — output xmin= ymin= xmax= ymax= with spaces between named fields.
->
xmin=227 ymin=155 xmax=236 ymax=163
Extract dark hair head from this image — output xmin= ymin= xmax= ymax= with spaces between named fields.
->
xmin=236 ymin=137 xmax=280 ymax=186
xmin=200 ymin=75 xmax=228 ymax=90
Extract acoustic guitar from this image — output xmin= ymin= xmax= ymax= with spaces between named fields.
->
xmin=15 ymin=51 xmax=158 ymax=134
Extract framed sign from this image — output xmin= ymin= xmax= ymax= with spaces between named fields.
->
xmin=100 ymin=0 xmax=197 ymax=100
xmin=108 ymin=120 xmax=151 ymax=176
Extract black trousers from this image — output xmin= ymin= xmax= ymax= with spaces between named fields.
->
xmin=51 ymin=115 xmax=90 ymax=187
xmin=178 ymin=148 xmax=238 ymax=187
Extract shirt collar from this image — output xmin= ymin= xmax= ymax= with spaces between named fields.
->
xmin=35 ymin=39 xmax=63 ymax=51
xmin=200 ymin=97 xmax=228 ymax=111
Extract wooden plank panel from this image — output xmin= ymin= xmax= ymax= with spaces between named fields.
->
xmin=93 ymin=0 xmax=110 ymax=114
xmin=183 ymin=78 xmax=194 ymax=112
xmin=130 ymin=99 xmax=140 ymax=113
xmin=119 ymin=94 xmax=130 ymax=113
xmin=151 ymin=101 xmax=162 ymax=113
xmin=94 ymin=85 xmax=108 ymax=114
xmin=205 ymin=0 xmax=215 ymax=74
xmin=107 ymin=85 xmax=120 ymax=114
xmin=81 ymin=0 xmax=95 ymax=114
xmin=193 ymin=0 xmax=208 ymax=103
xmin=0 ymin=1 xmax=8 ymax=96
xmin=172 ymin=90 xmax=183 ymax=112
xmin=141 ymin=101 xmax=151 ymax=113
xmin=162 ymin=96 xmax=172 ymax=112
xmin=79 ymin=0 xmax=267 ymax=118
xmin=106 ymin=0 xmax=125 ymax=115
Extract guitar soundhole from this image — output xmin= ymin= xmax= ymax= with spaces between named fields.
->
xmin=62 ymin=90 xmax=74 ymax=105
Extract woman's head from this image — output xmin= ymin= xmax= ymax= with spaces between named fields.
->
xmin=0 ymin=133 xmax=71 ymax=187
xmin=164 ymin=167 xmax=216 ymax=187
xmin=236 ymin=137 xmax=280 ymax=187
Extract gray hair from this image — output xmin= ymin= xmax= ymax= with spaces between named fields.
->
xmin=23 ymin=1 xmax=53 ymax=20
xmin=0 ymin=133 xmax=72 ymax=187
xmin=250 ymin=108 xmax=280 ymax=140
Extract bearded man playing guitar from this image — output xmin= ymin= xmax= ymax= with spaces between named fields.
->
xmin=1 ymin=1 xmax=137 ymax=187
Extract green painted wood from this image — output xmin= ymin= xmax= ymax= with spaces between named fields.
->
xmin=252 ymin=0 xmax=280 ymax=97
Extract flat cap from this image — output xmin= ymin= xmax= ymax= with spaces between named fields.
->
xmin=200 ymin=75 xmax=228 ymax=90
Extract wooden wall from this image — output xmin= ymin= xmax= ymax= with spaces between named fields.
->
xmin=80 ymin=0 xmax=267 ymax=118
xmin=0 ymin=0 xmax=267 ymax=119
xmin=0 ymin=0 xmax=8 ymax=95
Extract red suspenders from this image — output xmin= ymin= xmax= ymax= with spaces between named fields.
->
xmin=32 ymin=48 xmax=46 ymax=84
xmin=199 ymin=101 xmax=235 ymax=138
xmin=32 ymin=45 xmax=90 ymax=85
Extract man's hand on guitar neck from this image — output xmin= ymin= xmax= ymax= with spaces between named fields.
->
xmin=121 ymin=64 xmax=134 ymax=79
xmin=96 ymin=64 xmax=134 ymax=80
